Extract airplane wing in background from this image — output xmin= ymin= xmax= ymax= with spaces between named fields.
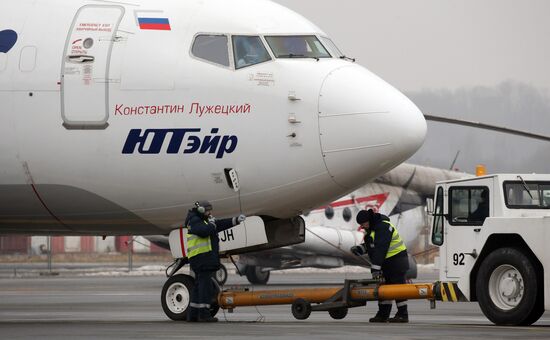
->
xmin=424 ymin=114 xmax=550 ymax=142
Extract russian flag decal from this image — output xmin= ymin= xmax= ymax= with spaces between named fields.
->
xmin=138 ymin=17 xmax=171 ymax=31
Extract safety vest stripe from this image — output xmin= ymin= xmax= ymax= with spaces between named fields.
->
xmin=187 ymin=242 xmax=211 ymax=253
xmin=375 ymin=220 xmax=406 ymax=259
xmin=189 ymin=302 xmax=211 ymax=309
xmin=388 ymin=240 xmax=405 ymax=252
xmin=187 ymin=235 xmax=200 ymax=241
xmin=186 ymin=222 xmax=212 ymax=258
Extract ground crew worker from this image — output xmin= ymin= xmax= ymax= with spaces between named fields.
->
xmin=351 ymin=209 xmax=409 ymax=323
xmin=185 ymin=201 xmax=246 ymax=323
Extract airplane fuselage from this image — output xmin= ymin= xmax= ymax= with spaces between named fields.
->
xmin=0 ymin=0 xmax=426 ymax=235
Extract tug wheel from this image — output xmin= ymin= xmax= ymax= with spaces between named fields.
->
xmin=291 ymin=298 xmax=312 ymax=320
xmin=476 ymin=247 xmax=543 ymax=325
xmin=328 ymin=307 xmax=348 ymax=320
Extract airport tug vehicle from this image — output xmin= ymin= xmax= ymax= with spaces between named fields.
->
xmin=162 ymin=174 xmax=548 ymax=325
xmin=430 ymin=173 xmax=549 ymax=326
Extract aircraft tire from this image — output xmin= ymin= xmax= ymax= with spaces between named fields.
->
xmin=245 ymin=266 xmax=270 ymax=285
xmin=161 ymin=274 xmax=220 ymax=321
xmin=476 ymin=247 xmax=542 ymax=325
xmin=161 ymin=274 xmax=194 ymax=321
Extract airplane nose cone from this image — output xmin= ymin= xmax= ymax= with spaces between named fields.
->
xmin=318 ymin=65 xmax=426 ymax=189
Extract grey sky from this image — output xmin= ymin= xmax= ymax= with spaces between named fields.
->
xmin=274 ymin=0 xmax=550 ymax=92
xmin=274 ymin=0 xmax=550 ymax=173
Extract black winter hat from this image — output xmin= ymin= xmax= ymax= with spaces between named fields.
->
xmin=195 ymin=201 xmax=213 ymax=213
xmin=356 ymin=209 xmax=375 ymax=224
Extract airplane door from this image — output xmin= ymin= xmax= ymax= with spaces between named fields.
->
xmin=61 ymin=5 xmax=124 ymax=128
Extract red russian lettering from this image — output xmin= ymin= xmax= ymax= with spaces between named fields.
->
xmin=115 ymin=104 xmax=123 ymax=115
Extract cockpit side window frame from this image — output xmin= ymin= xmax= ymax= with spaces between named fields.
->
xmin=190 ymin=32 xmax=233 ymax=70
xmin=320 ymin=36 xmax=343 ymax=58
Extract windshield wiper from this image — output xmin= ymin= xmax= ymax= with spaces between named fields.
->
xmin=340 ymin=55 xmax=356 ymax=62
xmin=278 ymin=53 xmax=319 ymax=61
xmin=517 ymin=175 xmax=534 ymax=200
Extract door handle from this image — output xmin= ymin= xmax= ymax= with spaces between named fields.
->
xmin=288 ymin=114 xmax=301 ymax=124
xmin=464 ymin=250 xmax=478 ymax=259
xmin=66 ymin=55 xmax=95 ymax=64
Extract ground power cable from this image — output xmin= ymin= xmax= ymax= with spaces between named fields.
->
xmin=306 ymin=226 xmax=372 ymax=267
xmin=222 ymin=170 xmax=264 ymax=323
xmin=221 ymin=255 xmax=265 ymax=323
xmin=234 ymin=171 xmax=264 ymax=322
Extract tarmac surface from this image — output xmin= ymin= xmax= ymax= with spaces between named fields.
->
xmin=1 ymin=269 xmax=549 ymax=339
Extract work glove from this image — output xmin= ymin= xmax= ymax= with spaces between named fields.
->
xmin=350 ymin=245 xmax=365 ymax=256
xmin=232 ymin=214 xmax=246 ymax=225
xmin=371 ymin=269 xmax=384 ymax=282
xmin=208 ymin=216 xmax=217 ymax=226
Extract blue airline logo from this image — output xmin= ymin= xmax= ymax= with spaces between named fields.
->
xmin=0 ymin=30 xmax=17 ymax=53
xmin=122 ymin=128 xmax=238 ymax=159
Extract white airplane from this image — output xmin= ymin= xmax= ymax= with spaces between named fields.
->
xmin=0 ymin=0 xmax=426 ymax=319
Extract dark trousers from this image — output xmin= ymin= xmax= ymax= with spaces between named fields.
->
xmin=378 ymin=254 xmax=409 ymax=317
xmin=187 ymin=268 xmax=215 ymax=320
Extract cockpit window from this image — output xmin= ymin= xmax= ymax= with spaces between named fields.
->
xmin=232 ymin=36 xmax=271 ymax=69
xmin=192 ymin=34 xmax=230 ymax=67
xmin=265 ymin=35 xmax=331 ymax=59
xmin=321 ymin=37 xmax=344 ymax=58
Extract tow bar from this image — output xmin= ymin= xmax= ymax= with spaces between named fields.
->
xmin=218 ymin=279 xmax=465 ymax=320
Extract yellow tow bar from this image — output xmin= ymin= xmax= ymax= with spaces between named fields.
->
xmin=217 ymin=279 xmax=465 ymax=320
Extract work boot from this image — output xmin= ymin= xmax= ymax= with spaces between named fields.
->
xmin=197 ymin=316 xmax=218 ymax=323
xmin=187 ymin=309 xmax=198 ymax=322
xmin=369 ymin=314 xmax=389 ymax=323
xmin=388 ymin=314 xmax=409 ymax=323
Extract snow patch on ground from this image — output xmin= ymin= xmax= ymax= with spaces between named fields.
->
xmin=70 ymin=264 xmax=436 ymax=277
xmin=79 ymin=265 xmax=168 ymax=277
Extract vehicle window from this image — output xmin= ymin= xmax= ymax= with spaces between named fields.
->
xmin=232 ymin=36 xmax=271 ymax=69
xmin=543 ymin=185 xmax=550 ymax=207
xmin=265 ymin=35 xmax=331 ymax=59
xmin=431 ymin=187 xmax=444 ymax=246
xmin=449 ymin=187 xmax=489 ymax=225
xmin=320 ymin=37 xmax=344 ymax=58
xmin=504 ymin=181 xmax=550 ymax=209
xmin=192 ymin=34 xmax=229 ymax=67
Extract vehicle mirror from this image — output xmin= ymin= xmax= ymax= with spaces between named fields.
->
xmin=426 ymin=198 xmax=434 ymax=215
